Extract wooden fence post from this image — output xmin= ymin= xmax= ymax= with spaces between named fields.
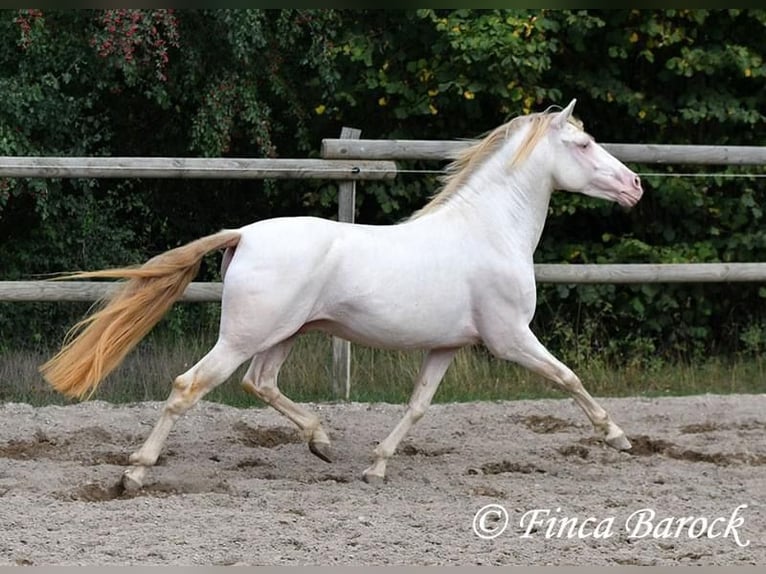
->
xmin=331 ymin=127 xmax=361 ymax=401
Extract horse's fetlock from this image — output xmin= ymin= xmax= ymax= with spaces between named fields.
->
xmin=374 ymin=443 xmax=394 ymax=460
xmin=591 ymin=414 xmax=611 ymax=434
xmin=129 ymin=451 xmax=154 ymax=466
xmin=309 ymin=424 xmax=328 ymax=443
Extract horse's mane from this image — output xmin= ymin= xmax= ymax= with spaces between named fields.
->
xmin=410 ymin=108 xmax=584 ymax=219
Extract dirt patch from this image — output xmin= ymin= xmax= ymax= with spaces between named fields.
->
xmin=625 ymin=434 xmax=766 ymax=466
xmin=231 ymin=457 xmax=269 ymax=469
xmin=680 ymin=422 xmax=722 ymax=434
xmin=625 ymin=435 xmax=677 ymax=456
xmin=306 ymin=473 xmax=352 ymax=484
xmin=400 ymin=443 xmax=455 ymax=457
xmin=669 ymin=448 xmax=766 ymax=466
xmin=0 ymin=426 xmax=122 ymax=463
xmin=0 ymin=435 xmax=57 ymax=460
xmin=681 ymin=420 xmax=766 ymax=434
xmin=233 ymin=421 xmax=303 ymax=448
xmin=0 ymin=396 xmax=764 ymax=565
xmin=476 ymin=460 xmax=546 ymax=475
xmin=56 ymin=482 xmax=126 ymax=502
xmin=55 ymin=478 xmax=233 ymax=503
xmin=557 ymin=444 xmax=590 ymax=459
xmin=83 ymin=451 xmax=129 ymax=466
xmin=521 ymin=414 xmax=575 ymax=434
xmin=470 ymin=485 xmax=506 ymax=498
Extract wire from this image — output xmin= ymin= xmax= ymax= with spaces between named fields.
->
xmin=638 ymin=172 xmax=766 ymax=179
xmin=385 ymin=168 xmax=766 ymax=179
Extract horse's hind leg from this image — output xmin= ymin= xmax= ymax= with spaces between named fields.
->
xmin=489 ymin=326 xmax=631 ymax=451
xmin=363 ymin=348 xmax=457 ymax=483
xmin=241 ymin=337 xmax=332 ymax=462
xmin=122 ymin=340 xmax=250 ymax=491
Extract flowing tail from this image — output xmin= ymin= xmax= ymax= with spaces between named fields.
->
xmin=39 ymin=229 xmax=241 ymax=399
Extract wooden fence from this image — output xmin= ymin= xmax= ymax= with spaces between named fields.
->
xmin=321 ymin=140 xmax=766 ymax=165
xmin=1 ymin=132 xmax=764 ymax=399
xmin=0 ymin=156 xmax=396 ymax=180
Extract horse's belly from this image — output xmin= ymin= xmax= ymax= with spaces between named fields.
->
xmin=301 ymin=310 xmax=480 ymax=350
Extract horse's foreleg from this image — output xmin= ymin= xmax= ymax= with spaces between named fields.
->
xmin=240 ymin=338 xmax=332 ymax=462
xmin=363 ymin=348 xmax=457 ymax=484
xmin=122 ymin=340 xmax=248 ymax=491
xmin=490 ymin=327 xmax=631 ymax=451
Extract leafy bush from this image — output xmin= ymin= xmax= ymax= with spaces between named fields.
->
xmin=1 ymin=9 xmax=763 ymax=360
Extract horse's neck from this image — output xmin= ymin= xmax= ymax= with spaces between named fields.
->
xmin=452 ymin=156 xmax=553 ymax=256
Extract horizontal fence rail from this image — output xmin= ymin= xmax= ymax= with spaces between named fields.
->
xmin=0 ymin=281 xmax=223 ymax=302
xmin=3 ymin=263 xmax=765 ymax=302
xmin=321 ymin=140 xmax=766 ymax=165
xmin=0 ymin=156 xmax=397 ymax=180
xmin=534 ymin=263 xmax=766 ymax=283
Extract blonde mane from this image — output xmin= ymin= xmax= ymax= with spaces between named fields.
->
xmin=411 ymin=109 xmax=583 ymax=219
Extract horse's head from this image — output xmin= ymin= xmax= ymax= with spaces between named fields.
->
xmin=546 ymin=99 xmax=643 ymax=208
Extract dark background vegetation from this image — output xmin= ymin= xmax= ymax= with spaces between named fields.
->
xmin=1 ymin=9 xmax=764 ymax=368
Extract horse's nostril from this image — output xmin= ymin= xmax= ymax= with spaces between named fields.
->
xmin=634 ymin=175 xmax=642 ymax=189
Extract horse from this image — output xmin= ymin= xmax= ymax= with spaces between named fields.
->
xmin=40 ymin=99 xmax=643 ymax=490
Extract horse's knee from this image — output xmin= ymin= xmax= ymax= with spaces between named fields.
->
xmin=166 ymin=375 xmax=202 ymax=415
xmin=409 ymin=403 xmax=427 ymax=423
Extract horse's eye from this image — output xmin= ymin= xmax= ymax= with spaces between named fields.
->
xmin=578 ymin=140 xmax=590 ymax=149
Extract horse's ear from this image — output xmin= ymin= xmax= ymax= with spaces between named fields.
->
xmin=551 ymin=99 xmax=577 ymax=129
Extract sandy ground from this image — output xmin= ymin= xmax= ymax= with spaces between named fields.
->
xmin=0 ymin=394 xmax=764 ymax=566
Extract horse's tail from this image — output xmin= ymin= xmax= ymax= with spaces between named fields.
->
xmin=39 ymin=229 xmax=241 ymax=400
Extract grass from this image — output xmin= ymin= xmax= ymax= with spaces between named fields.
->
xmin=2 ymin=331 xmax=764 ymax=407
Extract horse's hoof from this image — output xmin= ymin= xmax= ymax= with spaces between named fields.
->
xmin=309 ymin=441 xmax=332 ymax=463
xmin=122 ymin=467 xmax=145 ymax=492
xmin=605 ymin=433 xmax=632 ymax=451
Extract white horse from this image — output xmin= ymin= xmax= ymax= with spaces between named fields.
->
xmin=41 ymin=99 xmax=643 ymax=489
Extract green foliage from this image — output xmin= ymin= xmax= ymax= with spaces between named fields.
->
xmin=0 ymin=9 xmax=764 ymax=362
